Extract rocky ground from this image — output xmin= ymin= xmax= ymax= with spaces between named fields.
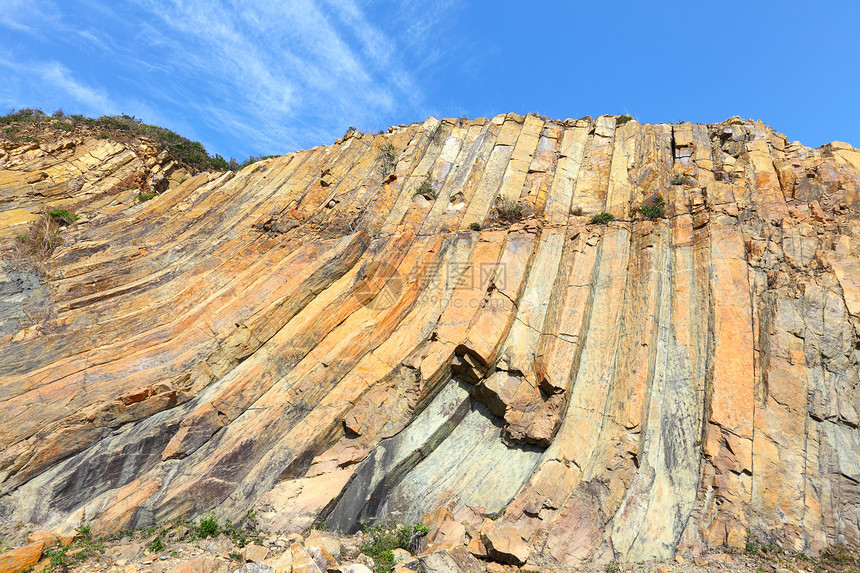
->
xmin=1 ymin=514 xmax=858 ymax=573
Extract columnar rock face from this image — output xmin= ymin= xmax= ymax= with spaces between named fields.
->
xmin=1 ymin=114 xmax=860 ymax=567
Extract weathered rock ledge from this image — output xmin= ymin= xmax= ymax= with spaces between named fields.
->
xmin=1 ymin=113 xmax=860 ymax=568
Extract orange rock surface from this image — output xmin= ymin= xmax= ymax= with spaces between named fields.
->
xmin=2 ymin=114 xmax=860 ymax=566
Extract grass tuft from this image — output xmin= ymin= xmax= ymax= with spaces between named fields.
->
xmin=590 ymin=212 xmax=614 ymax=225
xmin=495 ymin=195 xmax=525 ymax=223
xmin=414 ymin=178 xmax=436 ymax=199
xmin=48 ymin=209 xmax=79 ymax=225
xmin=636 ymin=195 xmax=666 ymax=219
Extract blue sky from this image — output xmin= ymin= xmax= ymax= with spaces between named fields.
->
xmin=1 ymin=1 xmax=858 ymax=160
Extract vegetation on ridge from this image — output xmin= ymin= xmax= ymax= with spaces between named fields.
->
xmin=1 ymin=107 xmax=274 ymax=173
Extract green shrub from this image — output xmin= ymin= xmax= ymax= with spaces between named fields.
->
xmin=615 ymin=114 xmax=633 ymax=125
xmin=377 ymin=143 xmax=397 ymax=179
xmin=48 ymin=209 xmax=79 ymax=225
xmin=636 ymin=195 xmax=666 ymax=219
xmin=671 ymin=174 xmax=690 ymax=185
xmin=458 ymin=115 xmax=468 ymax=126
xmin=42 ymin=523 xmax=105 ymax=571
xmin=221 ymin=510 xmax=259 ymax=547
xmin=495 ymin=195 xmax=525 ymax=222
xmin=469 ymin=222 xmax=481 ymax=231
xmin=414 ymin=178 xmax=436 ymax=199
xmin=138 ymin=191 xmax=158 ymax=202
xmin=147 ymin=531 xmax=166 ymax=553
xmin=196 ymin=512 xmax=220 ymax=538
xmin=590 ymin=212 xmax=614 ymax=225
xmin=360 ymin=521 xmax=429 ymax=573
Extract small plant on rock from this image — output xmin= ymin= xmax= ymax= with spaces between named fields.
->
xmin=138 ymin=190 xmax=158 ymax=202
xmin=495 ymin=195 xmax=525 ymax=223
xmin=147 ymin=530 xmax=166 ymax=553
xmin=615 ymin=114 xmax=633 ymax=125
xmin=195 ymin=512 xmax=220 ymax=538
xmin=671 ymin=174 xmax=691 ymax=185
xmin=42 ymin=523 xmax=105 ymax=571
xmin=360 ymin=521 xmax=429 ymax=573
xmin=377 ymin=143 xmax=397 ymax=179
xmin=636 ymin=195 xmax=666 ymax=219
xmin=414 ymin=178 xmax=436 ymax=199
xmin=591 ymin=212 xmax=614 ymax=225
xmin=13 ymin=213 xmax=63 ymax=263
xmin=48 ymin=208 xmax=79 ymax=226
xmin=469 ymin=222 xmax=481 ymax=231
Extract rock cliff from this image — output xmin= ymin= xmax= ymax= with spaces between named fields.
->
xmin=1 ymin=113 xmax=859 ymax=567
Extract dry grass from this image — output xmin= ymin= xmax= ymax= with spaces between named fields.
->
xmin=494 ymin=195 xmax=525 ymax=223
xmin=13 ymin=214 xmax=63 ymax=264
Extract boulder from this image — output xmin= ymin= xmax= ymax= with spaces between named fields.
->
xmin=417 ymin=547 xmax=484 ymax=573
xmin=0 ymin=541 xmax=44 ymax=573
xmin=482 ymin=526 xmax=530 ymax=566
xmin=244 ymin=544 xmax=270 ymax=563
xmin=168 ymin=558 xmax=229 ymax=573
xmin=465 ymin=538 xmax=487 ymax=559
xmin=24 ymin=532 xmax=57 ymax=549
xmin=234 ymin=564 xmax=275 ymax=573
xmin=390 ymin=548 xmax=412 ymax=564
xmin=422 ymin=507 xmax=466 ymax=550
xmin=333 ymin=565 xmax=373 ymax=573
xmin=307 ymin=545 xmax=338 ymax=571
xmin=305 ymin=530 xmax=343 ymax=559
xmin=264 ymin=544 xmax=322 ymax=573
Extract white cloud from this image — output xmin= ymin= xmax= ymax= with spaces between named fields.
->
xmin=0 ymin=0 xmax=64 ymax=34
xmin=0 ymin=57 xmax=117 ymax=114
xmin=124 ymin=0 xmax=428 ymax=152
xmin=39 ymin=63 xmax=117 ymax=112
xmin=1 ymin=0 xmax=456 ymax=156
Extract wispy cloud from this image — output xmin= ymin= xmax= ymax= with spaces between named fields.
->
xmin=0 ymin=0 xmax=458 ymax=157
xmin=0 ymin=0 xmax=60 ymax=33
xmin=0 ymin=57 xmax=117 ymax=113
